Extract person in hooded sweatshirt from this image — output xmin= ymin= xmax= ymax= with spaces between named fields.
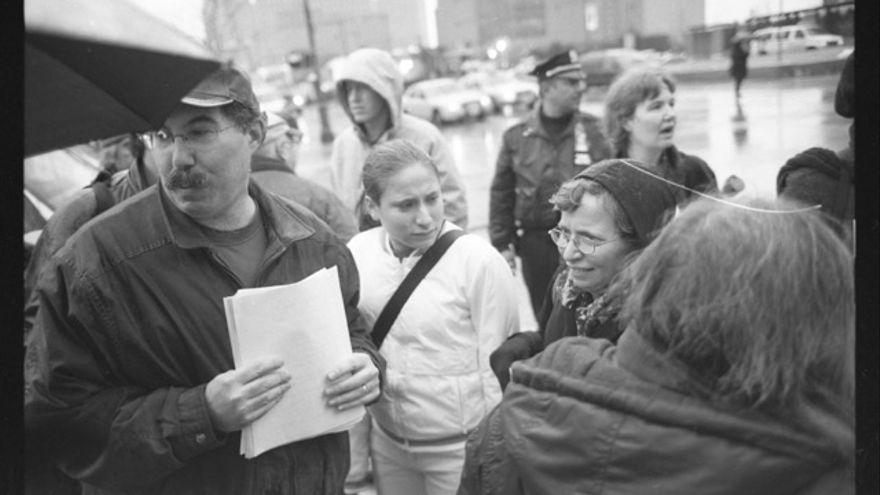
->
xmin=329 ymin=47 xmax=468 ymax=231
xmin=459 ymin=196 xmax=855 ymax=495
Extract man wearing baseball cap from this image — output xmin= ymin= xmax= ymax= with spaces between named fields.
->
xmin=26 ymin=66 xmax=385 ymax=494
xmin=489 ymin=50 xmax=612 ymax=315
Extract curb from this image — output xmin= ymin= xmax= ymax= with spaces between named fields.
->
xmin=669 ymin=58 xmax=846 ymax=83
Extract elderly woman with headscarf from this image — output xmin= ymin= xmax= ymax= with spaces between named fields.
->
xmin=460 ymin=197 xmax=855 ymax=495
xmin=604 ymin=67 xmax=718 ymax=205
xmin=489 ymin=158 xmax=677 ymax=389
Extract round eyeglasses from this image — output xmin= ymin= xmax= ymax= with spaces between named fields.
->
xmin=548 ymin=227 xmax=619 ymax=255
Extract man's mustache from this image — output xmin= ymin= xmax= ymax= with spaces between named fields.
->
xmin=164 ymin=170 xmax=207 ymax=189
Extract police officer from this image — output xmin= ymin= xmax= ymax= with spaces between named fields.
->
xmin=489 ymin=50 xmax=612 ymax=315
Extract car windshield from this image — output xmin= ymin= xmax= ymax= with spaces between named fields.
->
xmin=806 ymin=27 xmax=830 ymax=35
xmin=423 ymin=81 xmax=461 ymax=95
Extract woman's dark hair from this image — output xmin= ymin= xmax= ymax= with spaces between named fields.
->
xmin=603 ymin=68 xmax=676 ymax=156
xmin=355 ymin=140 xmax=440 ymax=230
xmin=620 ymin=197 xmax=854 ymax=414
xmin=361 ymin=139 xmax=440 ymax=203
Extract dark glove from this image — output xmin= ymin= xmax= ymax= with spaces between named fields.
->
xmin=490 ymin=331 xmax=543 ymax=391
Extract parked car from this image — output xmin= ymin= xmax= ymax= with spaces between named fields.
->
xmin=401 ymin=78 xmax=494 ymax=125
xmin=578 ymin=48 xmax=661 ymax=87
xmin=459 ymin=70 xmax=538 ymax=113
xmin=750 ymin=25 xmax=845 ymax=55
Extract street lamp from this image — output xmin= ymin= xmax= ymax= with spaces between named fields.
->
xmin=302 ymin=0 xmax=334 ymax=144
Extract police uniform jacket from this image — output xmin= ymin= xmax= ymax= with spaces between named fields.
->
xmin=489 ymin=107 xmax=612 ymax=250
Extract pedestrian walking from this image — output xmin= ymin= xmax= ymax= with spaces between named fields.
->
xmin=460 ymin=197 xmax=855 ymax=495
xmin=729 ymin=32 xmax=751 ymax=99
xmin=251 ymin=112 xmax=358 ymax=242
xmin=347 ymin=140 xmax=519 ymax=495
xmin=25 ymin=66 xmax=385 ymax=494
xmin=329 ymin=47 xmax=468 ymax=230
xmin=489 ymin=50 xmax=612 ymax=315
xmin=488 ymin=159 xmax=676 ymax=390
xmin=604 ymin=67 xmax=718 ymax=205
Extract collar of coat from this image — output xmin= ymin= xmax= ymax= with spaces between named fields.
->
xmin=522 ymin=104 xmax=579 ymax=140
xmin=158 ymin=180 xmax=315 ymax=250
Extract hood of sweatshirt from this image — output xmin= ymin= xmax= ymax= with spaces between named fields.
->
xmin=334 ymin=48 xmax=403 ymax=140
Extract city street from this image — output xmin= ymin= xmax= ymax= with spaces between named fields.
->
xmin=298 ymin=74 xmax=849 ymax=229
xmin=294 ymin=73 xmax=849 ymax=329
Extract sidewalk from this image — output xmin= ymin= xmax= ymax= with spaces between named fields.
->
xmin=666 ymin=45 xmax=852 ymax=82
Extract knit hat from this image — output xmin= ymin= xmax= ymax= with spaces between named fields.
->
xmin=573 ymin=159 xmax=677 ymax=247
xmin=777 ymin=147 xmax=854 ymax=224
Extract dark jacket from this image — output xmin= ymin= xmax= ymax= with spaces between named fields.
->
xmin=489 ymin=267 xmax=621 ymax=389
xmin=489 ymin=107 xmax=612 ymax=250
xmin=620 ymin=146 xmax=717 ymax=205
xmin=461 ymin=331 xmax=855 ymax=495
xmin=729 ymin=40 xmax=749 ymax=80
xmin=25 ymin=182 xmax=385 ymax=494
xmin=251 ymin=154 xmax=359 ymax=242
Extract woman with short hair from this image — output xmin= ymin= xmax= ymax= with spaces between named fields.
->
xmin=604 ymin=67 xmax=718 ymax=204
xmin=489 ymin=158 xmax=677 ymax=389
xmin=460 ymin=197 xmax=855 ymax=495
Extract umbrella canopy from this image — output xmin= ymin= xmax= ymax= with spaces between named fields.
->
xmin=25 ymin=0 xmax=221 ymax=156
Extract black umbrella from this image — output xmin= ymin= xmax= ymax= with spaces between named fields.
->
xmin=25 ymin=0 xmax=221 ymax=156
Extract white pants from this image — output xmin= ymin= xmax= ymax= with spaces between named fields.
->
xmin=345 ymin=412 xmax=373 ymax=485
xmin=370 ymin=419 xmax=467 ymax=495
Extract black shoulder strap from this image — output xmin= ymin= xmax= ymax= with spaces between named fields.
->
xmin=370 ymin=229 xmax=465 ymax=349
xmin=89 ymin=172 xmax=116 ymax=215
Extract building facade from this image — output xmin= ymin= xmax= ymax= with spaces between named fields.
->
xmin=436 ymin=0 xmax=705 ymax=58
xmin=203 ymin=0 xmax=430 ymax=71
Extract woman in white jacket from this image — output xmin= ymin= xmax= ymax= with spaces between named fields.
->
xmin=346 ymin=140 xmax=519 ymax=495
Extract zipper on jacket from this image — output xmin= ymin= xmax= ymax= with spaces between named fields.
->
xmin=204 ymin=248 xmax=244 ymax=289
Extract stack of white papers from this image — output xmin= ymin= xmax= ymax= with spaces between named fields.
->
xmin=223 ymin=266 xmax=365 ymax=459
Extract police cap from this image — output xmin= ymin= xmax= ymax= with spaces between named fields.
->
xmin=529 ymin=50 xmax=584 ymax=81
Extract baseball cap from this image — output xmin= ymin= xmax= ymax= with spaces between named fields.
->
xmin=181 ymin=66 xmax=261 ymax=115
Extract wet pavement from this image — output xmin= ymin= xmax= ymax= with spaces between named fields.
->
xmin=294 ymin=73 xmax=849 ymax=329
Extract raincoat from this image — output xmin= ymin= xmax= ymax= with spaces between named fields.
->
xmin=461 ymin=331 xmax=854 ymax=495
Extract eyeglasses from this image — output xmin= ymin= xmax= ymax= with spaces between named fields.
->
xmin=548 ymin=227 xmax=619 ymax=255
xmin=145 ymin=124 xmax=237 ymax=149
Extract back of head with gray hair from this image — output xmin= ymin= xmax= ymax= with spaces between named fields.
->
xmin=619 ymin=197 xmax=854 ymax=414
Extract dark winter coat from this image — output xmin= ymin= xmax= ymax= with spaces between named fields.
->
xmin=619 ymin=146 xmax=717 ymax=205
xmin=729 ymin=40 xmax=750 ymax=81
xmin=461 ymin=330 xmax=855 ymax=495
xmin=489 ymin=266 xmax=622 ymax=390
xmin=25 ymin=182 xmax=385 ymax=494
xmin=250 ymin=154 xmax=358 ymax=242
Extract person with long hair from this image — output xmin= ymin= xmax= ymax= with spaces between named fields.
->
xmin=488 ymin=159 xmax=677 ymax=390
xmin=604 ymin=67 xmax=718 ymax=205
xmin=347 ymin=140 xmax=519 ymax=495
xmin=460 ymin=197 xmax=854 ymax=495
